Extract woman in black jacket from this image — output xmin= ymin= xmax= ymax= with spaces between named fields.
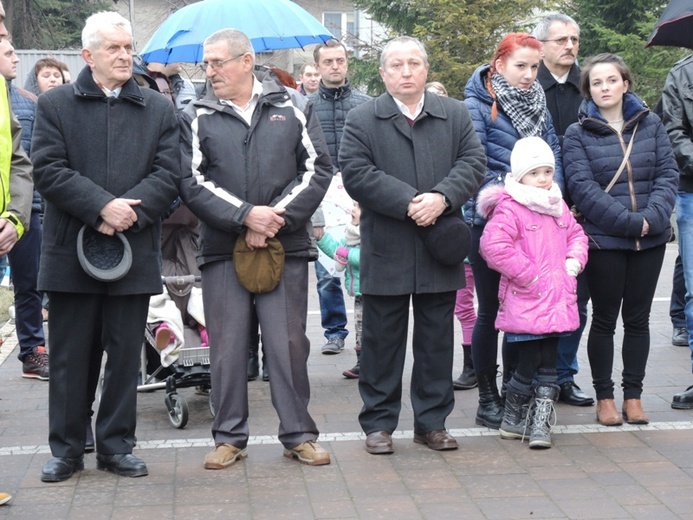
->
xmin=563 ymin=53 xmax=678 ymax=426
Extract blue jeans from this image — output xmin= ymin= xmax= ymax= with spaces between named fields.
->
xmin=676 ymin=192 xmax=693 ymax=370
xmin=556 ymin=272 xmax=590 ymax=385
xmin=9 ymin=212 xmax=45 ymax=360
xmin=314 ymin=261 xmax=348 ymax=341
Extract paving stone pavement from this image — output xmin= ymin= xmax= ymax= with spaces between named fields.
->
xmin=2 ymin=243 xmax=693 ymax=519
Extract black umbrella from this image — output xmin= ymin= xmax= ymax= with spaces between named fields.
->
xmin=646 ymin=0 xmax=693 ymax=49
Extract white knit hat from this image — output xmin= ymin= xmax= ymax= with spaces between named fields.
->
xmin=510 ymin=136 xmax=555 ymax=181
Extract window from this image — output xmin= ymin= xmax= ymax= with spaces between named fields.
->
xmin=323 ymin=12 xmax=355 ymax=47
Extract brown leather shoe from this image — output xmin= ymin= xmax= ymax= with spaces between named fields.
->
xmin=622 ymin=398 xmax=649 ymax=424
xmin=596 ymin=398 xmax=623 ymax=426
xmin=365 ymin=431 xmax=394 ymax=454
xmin=413 ymin=429 xmax=459 ymax=451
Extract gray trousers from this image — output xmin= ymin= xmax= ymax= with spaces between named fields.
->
xmin=202 ymin=258 xmax=319 ymax=449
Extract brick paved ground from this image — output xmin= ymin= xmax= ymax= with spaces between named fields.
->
xmin=1 ymin=243 xmax=693 ymax=519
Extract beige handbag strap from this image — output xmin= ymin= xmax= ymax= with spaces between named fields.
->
xmin=604 ymin=122 xmax=639 ymax=193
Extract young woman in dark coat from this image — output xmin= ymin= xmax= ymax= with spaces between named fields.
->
xmin=563 ymin=53 xmax=679 ymax=426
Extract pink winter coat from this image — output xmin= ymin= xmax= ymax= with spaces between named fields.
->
xmin=478 ymin=181 xmax=588 ymax=336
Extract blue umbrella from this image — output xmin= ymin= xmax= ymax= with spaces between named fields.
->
xmin=140 ymin=0 xmax=334 ymax=64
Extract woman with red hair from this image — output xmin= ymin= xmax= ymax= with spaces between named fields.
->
xmin=463 ymin=33 xmax=563 ymax=430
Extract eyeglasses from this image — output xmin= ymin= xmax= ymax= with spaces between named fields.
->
xmin=199 ymin=53 xmax=246 ymax=72
xmin=540 ymin=36 xmax=580 ymax=46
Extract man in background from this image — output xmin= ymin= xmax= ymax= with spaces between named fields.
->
xmin=533 ymin=13 xmax=594 ymax=408
xmin=309 ymin=39 xmax=370 ymax=359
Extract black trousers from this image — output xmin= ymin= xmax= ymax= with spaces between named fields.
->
xmin=358 ymin=291 xmax=456 ymax=435
xmin=47 ymin=292 xmax=149 ymax=458
xmin=585 ymin=245 xmax=665 ymax=400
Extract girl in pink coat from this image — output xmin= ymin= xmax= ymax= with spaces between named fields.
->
xmin=479 ymin=136 xmax=588 ymax=449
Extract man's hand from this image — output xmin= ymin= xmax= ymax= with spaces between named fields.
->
xmin=0 ymin=218 xmax=19 ymax=255
xmin=407 ymin=192 xmax=446 ymax=227
xmin=245 ymin=229 xmax=268 ymax=249
xmin=313 ymin=226 xmax=325 ymax=240
xmin=96 ymin=222 xmax=118 ymax=236
xmin=243 ymin=206 xmax=286 ymax=238
xmin=99 ymin=198 xmax=141 ymax=233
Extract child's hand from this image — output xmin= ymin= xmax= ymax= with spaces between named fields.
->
xmin=334 ymin=246 xmax=349 ymax=272
xmin=565 ymin=258 xmax=581 ymax=277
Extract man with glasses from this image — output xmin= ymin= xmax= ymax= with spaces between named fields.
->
xmin=340 ymin=36 xmax=484 ymax=455
xmin=533 ymin=13 xmax=594 ymax=408
xmin=180 ymin=28 xmax=333 ymax=469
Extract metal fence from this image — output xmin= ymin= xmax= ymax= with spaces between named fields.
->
xmin=14 ymin=50 xmax=83 ymax=87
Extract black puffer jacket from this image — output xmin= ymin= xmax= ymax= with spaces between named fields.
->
xmin=309 ymin=79 xmax=371 ymax=171
xmin=563 ymin=92 xmax=678 ymax=251
xmin=179 ymin=67 xmax=332 ymax=266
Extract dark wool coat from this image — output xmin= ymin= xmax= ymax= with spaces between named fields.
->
xmin=463 ymin=64 xmax=564 ymax=227
xmin=339 ymin=92 xmax=486 ymax=295
xmin=563 ymin=92 xmax=679 ymax=251
xmin=31 ymin=65 xmax=181 ymax=295
xmin=536 ymin=62 xmax=582 ymax=144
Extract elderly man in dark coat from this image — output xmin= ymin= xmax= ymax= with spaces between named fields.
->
xmin=339 ymin=36 xmax=485 ymax=454
xmin=31 ymin=12 xmax=180 ymax=482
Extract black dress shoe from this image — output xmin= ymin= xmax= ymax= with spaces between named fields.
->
xmin=559 ymin=381 xmax=594 ymax=406
xmin=672 ymin=385 xmax=693 ymax=409
xmin=365 ymin=431 xmax=393 ymax=454
xmin=41 ymin=456 xmax=84 ymax=483
xmin=262 ymin=364 xmax=269 ymax=382
xmin=414 ymin=430 xmax=458 ymax=451
xmin=96 ymin=453 xmax=148 ymax=477
xmin=85 ymin=423 xmax=95 ymax=453
xmin=247 ymin=354 xmax=259 ymax=381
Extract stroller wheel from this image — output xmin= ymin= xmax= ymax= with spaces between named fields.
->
xmin=209 ymin=390 xmax=216 ymax=418
xmin=165 ymin=393 xmax=189 ymax=429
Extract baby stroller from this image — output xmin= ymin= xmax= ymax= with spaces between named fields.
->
xmin=138 ymin=204 xmax=213 ymax=428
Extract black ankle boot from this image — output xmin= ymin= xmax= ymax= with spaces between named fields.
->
xmin=475 ymin=366 xmax=504 ymax=430
xmin=499 ymin=385 xmax=532 ymax=440
xmin=343 ymin=348 xmax=361 ymax=379
xmin=453 ymin=344 xmax=477 ymax=389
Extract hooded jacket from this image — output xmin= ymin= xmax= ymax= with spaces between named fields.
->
xmin=478 ymin=181 xmax=588 ymax=335
xmin=179 ymin=67 xmax=333 ymax=266
xmin=563 ymin=92 xmax=679 ymax=251
xmin=463 ymin=64 xmax=564 ymax=227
